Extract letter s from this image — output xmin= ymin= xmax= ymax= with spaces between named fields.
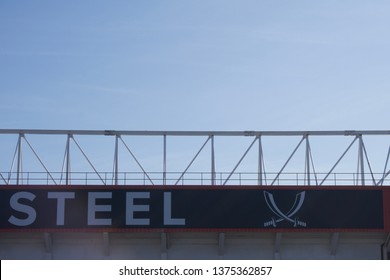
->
xmin=8 ymin=192 xmax=37 ymax=226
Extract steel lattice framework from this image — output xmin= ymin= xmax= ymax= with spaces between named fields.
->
xmin=1 ymin=129 xmax=390 ymax=186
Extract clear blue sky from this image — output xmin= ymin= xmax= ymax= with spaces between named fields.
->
xmin=1 ymin=1 xmax=390 ymax=181
xmin=1 ymin=0 xmax=390 ymax=131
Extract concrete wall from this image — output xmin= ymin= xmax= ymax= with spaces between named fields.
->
xmin=0 ymin=232 xmax=388 ymax=260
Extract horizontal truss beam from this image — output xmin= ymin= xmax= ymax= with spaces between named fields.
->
xmin=1 ymin=129 xmax=390 ymax=137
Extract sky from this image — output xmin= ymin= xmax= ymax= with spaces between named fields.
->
xmin=1 ymin=1 xmax=390 ymax=181
xmin=1 ymin=0 xmax=390 ymax=131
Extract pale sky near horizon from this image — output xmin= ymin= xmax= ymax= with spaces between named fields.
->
xmin=1 ymin=1 xmax=390 ymax=178
xmin=1 ymin=0 xmax=390 ymax=131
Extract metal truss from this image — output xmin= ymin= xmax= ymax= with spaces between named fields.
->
xmin=1 ymin=129 xmax=390 ymax=186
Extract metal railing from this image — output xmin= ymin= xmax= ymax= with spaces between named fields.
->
xmin=1 ymin=171 xmax=388 ymax=186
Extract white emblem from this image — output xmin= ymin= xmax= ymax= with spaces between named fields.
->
xmin=263 ymin=191 xmax=307 ymax=227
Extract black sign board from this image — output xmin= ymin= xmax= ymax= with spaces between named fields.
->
xmin=0 ymin=187 xmax=384 ymax=231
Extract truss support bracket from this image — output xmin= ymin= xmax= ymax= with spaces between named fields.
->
xmin=274 ymin=232 xmax=282 ymax=259
xmin=161 ymin=232 xmax=169 ymax=259
xmin=43 ymin=232 xmax=53 ymax=259
xmin=382 ymin=233 xmax=390 ymax=260
xmin=218 ymin=232 xmax=225 ymax=256
xmin=103 ymin=232 xmax=110 ymax=257
xmin=330 ymin=232 xmax=339 ymax=257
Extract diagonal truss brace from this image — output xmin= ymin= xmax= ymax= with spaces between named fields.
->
xmin=6 ymin=134 xmax=57 ymax=185
xmin=23 ymin=135 xmax=56 ymax=185
xmin=360 ymin=139 xmax=376 ymax=185
xmin=319 ymin=136 xmax=358 ymax=186
xmin=118 ymin=136 xmax=154 ymax=185
xmin=378 ymin=146 xmax=390 ymax=186
xmin=69 ymin=135 xmax=106 ymax=185
xmin=175 ymin=136 xmax=211 ymax=185
xmin=271 ymin=136 xmax=306 ymax=186
xmin=0 ymin=171 xmax=7 ymax=184
xmin=223 ymin=137 xmax=258 ymax=185
xmin=304 ymin=136 xmax=318 ymax=186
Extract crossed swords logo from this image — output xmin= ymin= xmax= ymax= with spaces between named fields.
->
xmin=263 ymin=191 xmax=307 ymax=228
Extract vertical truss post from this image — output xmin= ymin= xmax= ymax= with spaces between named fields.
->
xmin=16 ymin=133 xmax=23 ymax=185
xmin=211 ymin=135 xmax=216 ymax=185
xmin=163 ymin=135 xmax=167 ymax=185
xmin=65 ymin=134 xmax=71 ymax=185
xmin=258 ymin=136 xmax=263 ymax=185
xmin=305 ymin=135 xmax=310 ymax=186
xmin=113 ymin=135 xmax=119 ymax=185
xmin=358 ymin=135 xmax=365 ymax=186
